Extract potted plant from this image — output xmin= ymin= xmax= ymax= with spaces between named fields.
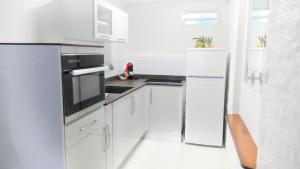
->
xmin=193 ymin=36 xmax=205 ymax=48
xmin=193 ymin=36 xmax=214 ymax=48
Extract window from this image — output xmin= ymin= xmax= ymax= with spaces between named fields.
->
xmin=251 ymin=9 xmax=269 ymax=23
xmin=183 ymin=11 xmax=219 ymax=25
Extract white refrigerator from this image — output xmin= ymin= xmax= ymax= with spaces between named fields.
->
xmin=185 ymin=48 xmax=227 ymax=147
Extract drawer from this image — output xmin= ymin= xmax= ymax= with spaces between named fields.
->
xmin=65 ymin=108 xmax=105 ymax=149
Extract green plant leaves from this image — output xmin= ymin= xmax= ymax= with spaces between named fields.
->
xmin=193 ymin=36 xmax=213 ymax=48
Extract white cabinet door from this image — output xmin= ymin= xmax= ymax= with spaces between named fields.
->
xmin=113 ymin=95 xmax=135 ymax=169
xmin=94 ymin=0 xmax=114 ymax=40
xmin=112 ymin=8 xmax=128 ymax=43
xmin=133 ymin=87 xmax=150 ymax=140
xmin=65 ymin=108 xmax=106 ymax=169
xmin=149 ymin=86 xmax=183 ymax=142
xmin=112 ymin=87 xmax=150 ymax=169
xmin=105 ymin=104 xmax=113 ymax=169
xmin=143 ymin=86 xmax=151 ymax=131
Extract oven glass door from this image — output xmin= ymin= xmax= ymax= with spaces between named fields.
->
xmin=63 ymin=71 xmax=105 ymax=117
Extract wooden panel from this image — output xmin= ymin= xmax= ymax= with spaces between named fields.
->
xmin=226 ymin=114 xmax=257 ymax=169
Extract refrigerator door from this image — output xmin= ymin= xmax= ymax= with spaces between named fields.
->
xmin=185 ymin=77 xmax=225 ymax=146
xmin=187 ymin=50 xmax=227 ymax=77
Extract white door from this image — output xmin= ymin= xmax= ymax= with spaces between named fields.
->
xmin=112 ymin=7 xmax=128 ymax=42
xmin=65 ymin=108 xmax=106 ymax=169
xmin=185 ymin=77 xmax=225 ymax=146
xmin=149 ymin=86 xmax=183 ymax=142
xmin=113 ymin=95 xmax=135 ymax=169
xmin=133 ymin=87 xmax=150 ymax=140
xmin=95 ymin=0 xmax=113 ymax=39
xmin=105 ymin=104 xmax=113 ymax=169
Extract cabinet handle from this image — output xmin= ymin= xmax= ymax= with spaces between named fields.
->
xmin=80 ymin=120 xmax=97 ymax=132
xmin=150 ymin=88 xmax=153 ymax=105
xmin=131 ymin=96 xmax=134 ymax=115
xmin=118 ymin=39 xmax=125 ymax=42
xmin=103 ymin=126 xmax=107 ymax=152
xmin=133 ymin=96 xmax=135 ymax=114
xmin=105 ymin=125 xmax=110 ymax=149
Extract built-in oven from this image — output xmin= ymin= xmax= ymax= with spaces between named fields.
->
xmin=61 ymin=53 xmax=106 ymax=124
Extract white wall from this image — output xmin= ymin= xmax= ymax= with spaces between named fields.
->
xmin=104 ymin=0 xmax=128 ymax=78
xmin=257 ymin=0 xmax=300 ymax=168
xmin=231 ymin=0 xmax=250 ymax=114
xmin=121 ymin=0 xmax=229 ymax=75
xmin=238 ymin=0 xmax=269 ymax=144
xmin=104 ymin=42 xmax=128 ymax=78
xmin=226 ymin=0 xmax=240 ymax=113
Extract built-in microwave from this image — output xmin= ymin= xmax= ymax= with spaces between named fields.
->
xmin=61 ymin=53 xmax=106 ymax=124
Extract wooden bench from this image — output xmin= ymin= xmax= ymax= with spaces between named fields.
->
xmin=226 ymin=114 xmax=257 ymax=169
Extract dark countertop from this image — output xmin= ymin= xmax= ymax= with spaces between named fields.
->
xmin=104 ymin=75 xmax=185 ymax=105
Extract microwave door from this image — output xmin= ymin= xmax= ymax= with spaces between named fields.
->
xmin=62 ymin=70 xmax=105 ymax=118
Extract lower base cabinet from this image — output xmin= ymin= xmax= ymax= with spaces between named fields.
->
xmin=113 ymin=87 xmax=150 ymax=169
xmin=64 ymin=85 xmax=179 ymax=169
xmin=148 ymin=85 xmax=183 ymax=142
xmin=65 ymin=133 xmax=106 ymax=169
xmin=133 ymin=86 xmax=150 ymax=138
xmin=65 ymin=107 xmax=112 ymax=169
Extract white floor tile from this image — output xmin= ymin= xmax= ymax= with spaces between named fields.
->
xmin=123 ymin=139 xmax=230 ymax=169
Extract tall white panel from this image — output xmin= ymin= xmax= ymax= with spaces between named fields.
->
xmin=0 ymin=45 xmax=64 ymax=169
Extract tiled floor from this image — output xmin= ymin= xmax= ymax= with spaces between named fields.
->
xmin=123 ymin=139 xmax=230 ymax=169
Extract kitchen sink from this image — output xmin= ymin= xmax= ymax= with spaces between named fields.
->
xmin=105 ymin=86 xmax=133 ymax=94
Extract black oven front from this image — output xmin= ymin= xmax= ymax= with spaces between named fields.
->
xmin=61 ymin=54 xmax=105 ymax=123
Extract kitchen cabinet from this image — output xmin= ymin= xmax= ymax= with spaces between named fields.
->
xmin=105 ymin=104 xmax=113 ymax=169
xmin=65 ymin=107 xmax=107 ymax=169
xmin=133 ymin=86 xmax=150 ymax=138
xmin=113 ymin=93 xmax=135 ymax=169
xmin=148 ymin=85 xmax=183 ymax=142
xmin=94 ymin=0 xmax=114 ymax=40
xmin=112 ymin=8 xmax=129 ymax=42
xmin=112 ymin=87 xmax=149 ymax=169
xmin=62 ymin=0 xmax=128 ymax=42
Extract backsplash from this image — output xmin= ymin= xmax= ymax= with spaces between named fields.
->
xmin=124 ymin=56 xmax=187 ymax=76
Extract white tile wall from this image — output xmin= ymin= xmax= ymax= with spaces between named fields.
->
xmin=125 ymin=56 xmax=187 ymax=76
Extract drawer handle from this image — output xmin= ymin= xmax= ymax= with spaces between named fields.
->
xmin=80 ymin=120 xmax=97 ymax=132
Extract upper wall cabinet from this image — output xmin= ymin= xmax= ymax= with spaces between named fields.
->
xmin=112 ymin=8 xmax=128 ymax=43
xmin=95 ymin=1 xmax=114 ymax=40
xmin=62 ymin=0 xmax=128 ymax=43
